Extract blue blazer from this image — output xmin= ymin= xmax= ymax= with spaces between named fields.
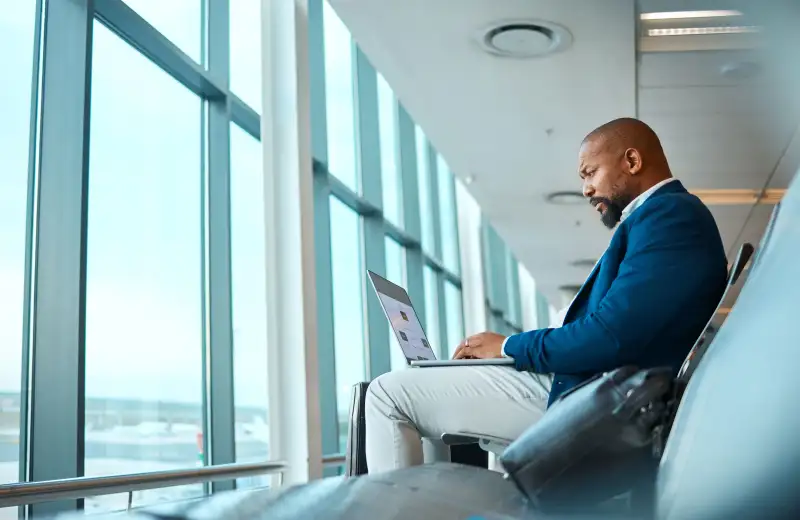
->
xmin=504 ymin=181 xmax=728 ymax=407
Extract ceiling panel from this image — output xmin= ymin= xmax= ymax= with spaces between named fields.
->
xmin=639 ymin=51 xmax=765 ymax=89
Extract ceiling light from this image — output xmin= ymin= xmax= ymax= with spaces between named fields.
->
xmin=647 ymin=26 xmax=759 ymax=37
xmin=476 ymin=20 xmax=572 ymax=58
xmin=691 ymin=189 xmax=784 ymax=205
xmin=570 ymin=259 xmax=597 ymax=269
xmin=640 ymin=10 xmax=742 ymax=21
xmin=546 ymin=191 xmax=585 ymax=205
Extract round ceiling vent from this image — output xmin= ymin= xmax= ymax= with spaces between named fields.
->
xmin=546 ymin=191 xmax=585 ymax=205
xmin=477 ymin=20 xmax=572 ymax=58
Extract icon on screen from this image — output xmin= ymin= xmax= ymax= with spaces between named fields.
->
xmin=399 ymin=331 xmax=408 ymax=341
xmin=400 ymin=311 xmax=409 ymax=321
xmin=421 ymin=339 xmax=430 ymax=349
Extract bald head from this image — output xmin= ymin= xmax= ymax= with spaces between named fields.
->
xmin=578 ymin=118 xmax=673 ymax=229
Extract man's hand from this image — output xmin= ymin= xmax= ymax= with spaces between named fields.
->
xmin=452 ymin=332 xmax=507 ymax=360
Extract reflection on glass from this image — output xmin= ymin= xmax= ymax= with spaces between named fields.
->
xmin=0 ymin=1 xmax=36 ymax=492
xmin=84 ymin=23 xmax=203 ymax=512
xmin=422 ymin=266 xmax=441 ymax=357
xmin=329 ymin=196 xmax=366 ymax=452
xmin=378 ymin=73 xmax=402 ymax=227
xmin=230 ymin=124 xmax=269 ymax=489
xmin=444 ymin=282 xmax=464 ymax=359
xmin=122 ymin=0 xmax=200 ymax=63
xmin=323 ymin=1 xmax=358 ymax=191
xmin=229 ymin=0 xmax=262 ymax=114
xmin=384 ymin=237 xmax=407 ymax=371
xmin=416 ymin=127 xmax=435 ymax=255
xmin=437 ymin=155 xmax=459 ymax=273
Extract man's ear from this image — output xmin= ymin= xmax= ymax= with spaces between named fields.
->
xmin=624 ymin=148 xmax=643 ymax=175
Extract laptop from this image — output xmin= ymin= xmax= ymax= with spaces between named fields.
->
xmin=367 ymin=271 xmax=514 ymax=368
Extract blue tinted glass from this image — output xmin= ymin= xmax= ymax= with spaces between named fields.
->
xmin=422 ymin=266 xmax=441 ymax=357
xmin=378 ymin=73 xmax=402 ymax=227
xmin=122 ymin=0 xmax=201 ymax=63
xmin=329 ymin=196 xmax=366 ymax=451
xmin=84 ymin=22 xmax=203 ymax=511
xmin=437 ymin=155 xmax=459 ymax=273
xmin=322 ymin=1 xmax=358 ymax=191
xmin=416 ymin=127 xmax=436 ymax=255
xmin=230 ymin=0 xmax=262 ymax=113
xmin=384 ymin=237 xmax=407 ymax=371
xmin=230 ymin=124 xmax=269 ymax=488
xmin=0 ymin=1 xmax=36 ymax=491
xmin=444 ymin=282 xmax=464 ymax=359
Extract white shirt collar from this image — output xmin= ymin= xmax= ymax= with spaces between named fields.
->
xmin=620 ymin=177 xmax=678 ymax=222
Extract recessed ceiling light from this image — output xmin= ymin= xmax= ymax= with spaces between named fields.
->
xmin=476 ymin=19 xmax=572 ymax=59
xmin=546 ymin=191 xmax=585 ymax=205
xmin=647 ymin=26 xmax=759 ymax=37
xmin=570 ymin=259 xmax=597 ymax=269
xmin=640 ymin=10 xmax=742 ymax=21
xmin=464 ymin=174 xmax=476 ymax=185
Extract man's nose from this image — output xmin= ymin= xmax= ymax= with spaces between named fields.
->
xmin=582 ymin=183 xmax=594 ymax=199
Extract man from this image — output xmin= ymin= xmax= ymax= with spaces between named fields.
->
xmin=365 ymin=118 xmax=728 ymax=473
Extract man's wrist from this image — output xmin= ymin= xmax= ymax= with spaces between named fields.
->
xmin=501 ymin=336 xmax=511 ymax=358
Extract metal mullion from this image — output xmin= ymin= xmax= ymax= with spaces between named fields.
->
xmin=230 ymin=95 xmax=261 ymax=139
xmin=435 ymin=272 xmax=449 ymax=358
xmin=205 ymin=0 xmax=236 ymax=493
xmin=27 ymin=0 xmax=94 ymax=516
xmin=354 ymin=48 xmax=390 ymax=379
xmin=308 ymin=0 xmax=339 ymax=473
xmin=94 ymin=0 xmax=225 ymax=100
xmin=384 ymin=220 xmax=419 ymax=250
xmin=397 ymin=106 xmax=425 ymax=312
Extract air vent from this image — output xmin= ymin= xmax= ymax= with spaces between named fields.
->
xmin=476 ymin=20 xmax=572 ymax=58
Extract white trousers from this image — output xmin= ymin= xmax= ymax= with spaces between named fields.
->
xmin=365 ymin=365 xmax=553 ymax=473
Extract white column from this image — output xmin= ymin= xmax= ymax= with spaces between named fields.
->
xmin=261 ymin=0 xmax=323 ymax=484
xmin=455 ymin=181 xmax=487 ymax=334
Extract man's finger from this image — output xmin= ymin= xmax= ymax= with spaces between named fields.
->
xmin=452 ymin=339 xmax=467 ymax=359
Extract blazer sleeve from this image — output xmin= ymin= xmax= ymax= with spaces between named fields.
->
xmin=503 ymin=196 xmax=723 ymax=374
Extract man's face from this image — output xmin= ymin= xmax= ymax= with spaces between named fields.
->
xmin=578 ymin=138 xmax=634 ymax=229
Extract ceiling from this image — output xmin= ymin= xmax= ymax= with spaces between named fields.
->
xmin=329 ymin=0 xmax=800 ymax=305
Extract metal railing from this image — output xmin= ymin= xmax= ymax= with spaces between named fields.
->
xmin=322 ymin=454 xmax=346 ymax=467
xmin=0 ymin=460 xmax=287 ymax=508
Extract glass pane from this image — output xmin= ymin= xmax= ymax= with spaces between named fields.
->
xmin=0 ymin=1 xmax=36 ymax=493
xmin=323 ymin=1 xmax=358 ymax=191
xmin=329 ymin=196 xmax=366 ymax=452
xmin=443 ymin=282 xmax=464 ymax=359
xmin=230 ymin=124 xmax=269 ymax=488
xmin=384 ymin=237 xmax=407 ymax=371
xmin=416 ymin=127 xmax=435 ymax=255
xmin=422 ymin=266 xmax=441 ymax=357
xmin=122 ymin=0 xmax=201 ymax=63
xmin=437 ymin=155 xmax=459 ymax=273
xmin=377 ymin=73 xmax=402 ymax=227
xmin=84 ymin=23 xmax=203 ymax=512
xmin=229 ymin=0 xmax=262 ymax=114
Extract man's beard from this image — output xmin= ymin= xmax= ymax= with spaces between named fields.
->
xmin=590 ymin=194 xmax=633 ymax=229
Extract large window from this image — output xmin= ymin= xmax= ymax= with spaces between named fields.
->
xmin=229 ymin=0 xmax=262 ymax=114
xmin=329 ymin=196 xmax=367 ymax=451
xmin=0 ymin=1 xmax=36 ymax=493
xmin=385 ymin=237 xmax=407 ymax=371
xmin=84 ymin=22 xmax=204 ymax=509
xmin=378 ymin=73 xmax=402 ymax=227
xmin=322 ymin=1 xmax=358 ymax=191
xmin=416 ymin=127 xmax=436 ymax=256
xmin=443 ymin=282 xmax=464 ymax=359
xmin=437 ymin=155 xmax=459 ymax=273
xmin=122 ymin=0 xmax=201 ymax=63
xmin=229 ymin=124 xmax=269 ymax=480
xmin=422 ymin=266 xmax=442 ymax=357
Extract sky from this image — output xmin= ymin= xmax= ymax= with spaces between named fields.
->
xmin=0 ymin=0 xmax=465 ymax=425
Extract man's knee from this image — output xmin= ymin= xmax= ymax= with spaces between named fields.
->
xmin=366 ymin=370 xmax=409 ymax=419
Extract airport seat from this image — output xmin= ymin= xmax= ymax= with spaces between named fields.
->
xmin=52 ymin=175 xmax=800 ymax=519
xmin=440 ymin=241 xmax=754 ymax=464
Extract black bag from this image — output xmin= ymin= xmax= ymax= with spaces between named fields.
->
xmin=499 ymin=366 xmax=675 ymax=513
xmin=345 ymin=382 xmax=370 ymax=477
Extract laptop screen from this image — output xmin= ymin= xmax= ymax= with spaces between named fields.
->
xmin=367 ymin=271 xmax=437 ymax=363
